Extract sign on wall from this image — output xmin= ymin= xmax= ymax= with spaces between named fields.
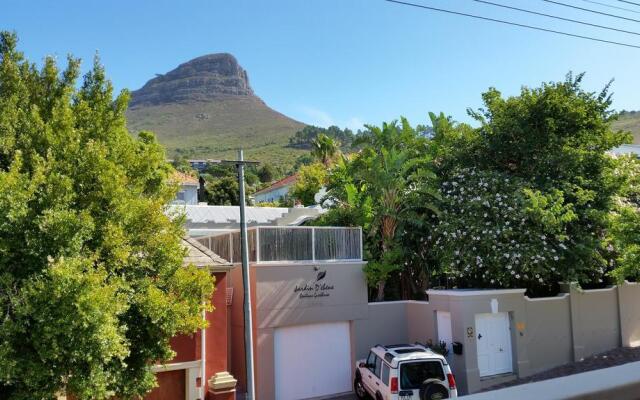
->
xmin=294 ymin=266 xmax=335 ymax=299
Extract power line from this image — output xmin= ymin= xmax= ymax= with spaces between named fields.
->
xmin=473 ymin=0 xmax=640 ymax=36
xmin=580 ymin=0 xmax=640 ymax=15
xmin=383 ymin=0 xmax=640 ymax=49
xmin=618 ymin=0 xmax=640 ymax=7
xmin=541 ymin=0 xmax=640 ymax=23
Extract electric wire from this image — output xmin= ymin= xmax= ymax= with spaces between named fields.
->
xmin=618 ymin=0 xmax=640 ymax=7
xmin=473 ymin=0 xmax=640 ymax=36
xmin=541 ymin=0 xmax=640 ymax=23
xmin=579 ymin=0 xmax=640 ymax=14
xmin=384 ymin=0 xmax=640 ymax=49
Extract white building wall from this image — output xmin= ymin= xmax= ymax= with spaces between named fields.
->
xmin=254 ymin=185 xmax=291 ymax=203
xmin=174 ymin=185 xmax=199 ymax=205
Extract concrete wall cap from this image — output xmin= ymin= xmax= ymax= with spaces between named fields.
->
xmin=426 ymin=288 xmax=526 ymax=296
xmin=368 ymin=300 xmax=429 ymax=305
xmin=208 ymin=371 xmax=238 ymax=391
xmin=524 ymin=293 xmax=569 ymax=301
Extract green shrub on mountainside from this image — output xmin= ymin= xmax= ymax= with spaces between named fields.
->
xmin=613 ymin=110 xmax=640 ymax=143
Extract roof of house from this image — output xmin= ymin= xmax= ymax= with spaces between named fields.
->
xmin=610 ymin=144 xmax=640 ymax=157
xmin=167 ymin=205 xmax=326 ymax=235
xmin=171 ymin=171 xmax=199 ymax=186
xmin=253 ymin=174 xmax=298 ymax=196
xmin=180 ymin=205 xmax=290 ymax=224
xmin=181 ymin=236 xmax=231 ymax=270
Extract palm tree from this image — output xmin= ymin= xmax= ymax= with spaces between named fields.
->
xmin=356 ymin=121 xmax=439 ymax=301
xmin=311 ymin=134 xmax=340 ymax=166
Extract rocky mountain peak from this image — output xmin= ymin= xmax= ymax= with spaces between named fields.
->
xmin=129 ymin=53 xmax=255 ymax=107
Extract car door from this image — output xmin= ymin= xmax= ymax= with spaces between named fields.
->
xmin=379 ymin=362 xmax=391 ymax=399
xmin=370 ymin=355 xmax=384 ymax=397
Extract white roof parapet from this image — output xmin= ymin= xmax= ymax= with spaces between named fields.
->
xmin=182 ymin=205 xmax=289 ymax=224
xmin=168 ymin=205 xmax=325 ymax=230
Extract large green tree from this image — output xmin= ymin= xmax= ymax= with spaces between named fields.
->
xmin=0 ymin=32 xmax=213 ymax=399
xmin=435 ymin=73 xmax=630 ymax=294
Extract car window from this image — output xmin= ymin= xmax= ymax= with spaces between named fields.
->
xmin=381 ymin=363 xmax=390 ymax=386
xmin=400 ymin=361 xmax=445 ymax=389
xmin=366 ymin=352 xmax=376 ymax=371
xmin=374 ymin=356 xmax=382 ymax=378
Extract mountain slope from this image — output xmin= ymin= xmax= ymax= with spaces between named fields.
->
xmin=126 ymin=54 xmax=306 ymax=168
xmin=613 ymin=111 xmax=640 ymax=144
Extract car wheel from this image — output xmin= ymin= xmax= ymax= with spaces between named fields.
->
xmin=354 ymin=377 xmax=369 ymax=400
xmin=419 ymin=380 xmax=449 ymax=400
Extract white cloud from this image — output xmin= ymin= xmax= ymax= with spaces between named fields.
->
xmin=344 ymin=117 xmax=365 ymax=132
xmin=299 ymin=106 xmax=335 ymax=127
xmin=298 ymin=106 xmax=364 ymax=132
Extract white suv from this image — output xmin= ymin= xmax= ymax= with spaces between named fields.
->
xmin=354 ymin=343 xmax=458 ymax=400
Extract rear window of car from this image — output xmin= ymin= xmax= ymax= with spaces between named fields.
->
xmin=400 ymin=361 xmax=445 ymax=389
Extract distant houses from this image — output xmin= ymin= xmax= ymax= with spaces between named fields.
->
xmin=171 ymin=171 xmax=200 ymax=205
xmin=253 ymin=174 xmax=298 ymax=204
xmin=610 ymin=144 xmax=640 ymax=157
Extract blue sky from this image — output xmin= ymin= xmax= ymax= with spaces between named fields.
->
xmin=2 ymin=0 xmax=639 ymax=131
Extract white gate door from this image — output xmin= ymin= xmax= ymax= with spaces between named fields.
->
xmin=274 ymin=322 xmax=352 ymax=400
xmin=475 ymin=313 xmax=513 ymax=377
xmin=436 ymin=311 xmax=453 ymax=355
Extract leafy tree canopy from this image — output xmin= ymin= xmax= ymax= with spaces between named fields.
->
xmin=288 ymin=124 xmax=355 ymax=149
xmin=290 ymin=163 xmax=327 ymax=206
xmin=320 ymin=73 xmax=633 ymax=300
xmin=204 ymin=175 xmax=240 ymax=205
xmin=0 ymin=32 xmax=213 ymax=399
xmin=257 ymin=163 xmax=276 ymax=183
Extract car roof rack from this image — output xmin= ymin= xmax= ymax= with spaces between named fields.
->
xmin=386 ymin=344 xmax=412 ymax=349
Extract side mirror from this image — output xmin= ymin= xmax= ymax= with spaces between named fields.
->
xmin=358 ymin=362 xmax=366 ymax=368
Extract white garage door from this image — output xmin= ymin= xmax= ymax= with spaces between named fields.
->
xmin=274 ymin=322 xmax=352 ymax=400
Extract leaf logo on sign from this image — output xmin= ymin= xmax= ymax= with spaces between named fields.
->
xmin=316 ymin=270 xmax=327 ymax=281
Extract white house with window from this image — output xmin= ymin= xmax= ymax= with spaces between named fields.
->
xmin=171 ymin=172 xmax=199 ymax=205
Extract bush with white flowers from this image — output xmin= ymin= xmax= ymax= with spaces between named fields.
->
xmin=432 ymin=168 xmax=607 ymax=294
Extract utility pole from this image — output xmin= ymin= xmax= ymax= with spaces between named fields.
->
xmin=202 ymin=151 xmax=258 ymax=399
xmin=233 ymin=150 xmax=257 ymax=400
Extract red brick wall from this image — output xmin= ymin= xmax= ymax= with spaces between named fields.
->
xmin=146 ymin=370 xmax=185 ymax=400
xmin=204 ymin=272 xmax=229 ymax=398
xmin=228 ymin=266 xmax=257 ymax=395
xmin=145 ymin=270 xmax=231 ymax=400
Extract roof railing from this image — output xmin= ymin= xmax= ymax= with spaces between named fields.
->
xmin=196 ymin=226 xmax=363 ymax=264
